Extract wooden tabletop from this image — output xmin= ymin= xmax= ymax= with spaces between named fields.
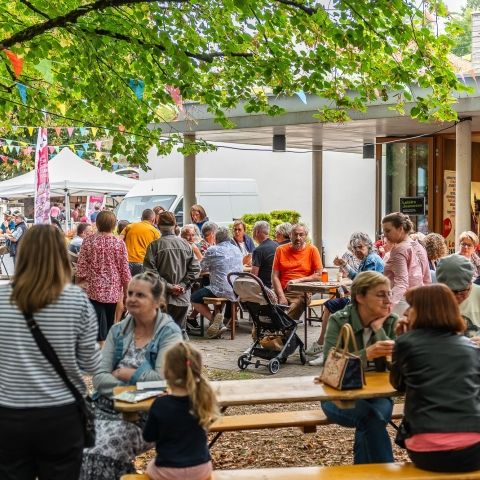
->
xmin=287 ymin=280 xmax=351 ymax=294
xmin=114 ymin=372 xmax=397 ymax=413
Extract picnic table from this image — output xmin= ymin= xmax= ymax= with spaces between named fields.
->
xmin=114 ymin=371 xmax=397 ymax=414
xmin=287 ymin=280 xmax=352 ymax=348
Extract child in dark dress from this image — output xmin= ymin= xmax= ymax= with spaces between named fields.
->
xmin=143 ymin=342 xmax=219 ymax=480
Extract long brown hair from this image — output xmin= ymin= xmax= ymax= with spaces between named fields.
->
xmin=405 ymin=284 xmax=465 ymax=333
xmin=12 ymin=225 xmax=71 ymax=314
xmin=163 ymin=342 xmax=219 ymax=429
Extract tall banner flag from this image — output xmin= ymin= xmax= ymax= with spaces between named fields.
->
xmin=34 ymin=127 xmax=51 ymax=224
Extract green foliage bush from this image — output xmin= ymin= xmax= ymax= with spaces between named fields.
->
xmin=235 ymin=210 xmax=301 ymax=236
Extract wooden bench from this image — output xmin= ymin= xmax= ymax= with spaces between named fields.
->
xmin=122 ymin=462 xmax=480 ymax=480
xmin=208 ymin=403 xmax=404 ymax=447
xmin=211 ymin=464 xmax=480 ymax=479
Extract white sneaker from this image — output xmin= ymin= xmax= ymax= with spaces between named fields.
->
xmin=309 ymin=353 xmax=324 ymax=366
xmin=305 ymin=341 xmax=323 ymax=357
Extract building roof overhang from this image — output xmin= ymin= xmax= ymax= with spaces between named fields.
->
xmin=151 ymin=77 xmax=480 ymax=154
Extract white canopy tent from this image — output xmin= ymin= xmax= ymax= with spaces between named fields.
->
xmin=0 ymin=147 xmax=137 ymax=198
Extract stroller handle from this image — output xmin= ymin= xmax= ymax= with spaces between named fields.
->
xmin=227 ymin=271 xmax=277 ymax=307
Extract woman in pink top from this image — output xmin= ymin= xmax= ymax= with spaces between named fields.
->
xmin=382 ymin=212 xmax=431 ymax=315
xmin=76 ymin=210 xmax=131 ymax=342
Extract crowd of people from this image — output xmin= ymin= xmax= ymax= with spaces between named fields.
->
xmin=1 ymin=203 xmax=480 ymax=479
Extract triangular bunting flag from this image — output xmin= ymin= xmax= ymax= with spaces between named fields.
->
xmin=95 ymin=152 xmax=102 ymax=160
xmin=34 ymin=59 xmax=53 ymax=83
xmin=4 ymin=50 xmax=24 ymax=77
xmin=91 ymin=127 xmax=98 ymax=137
xmin=79 ymin=127 xmax=87 ymax=136
xmin=77 ymin=149 xmax=85 ymax=158
xmin=69 ymin=144 xmax=75 ymax=150
xmin=295 ymin=91 xmax=307 ymax=104
xmin=95 ymin=141 xmax=102 ymax=150
xmin=12 ymin=126 xmax=17 ymax=133
xmin=104 ymin=129 xmax=110 ymax=136
xmin=16 ymin=83 xmax=27 ymax=104
xmin=67 ymin=127 xmax=74 ymax=137
xmin=5 ymin=139 xmax=12 ymax=146
xmin=1 ymin=156 xmax=7 ymax=163
xmin=54 ymin=127 xmax=62 ymax=136
xmin=48 ymin=146 xmax=55 ymax=154
xmin=19 ymin=141 xmax=27 ymax=147
xmin=14 ymin=146 xmax=20 ymax=154
xmin=27 ymin=127 xmax=34 ymax=135
xmin=128 ymin=78 xmax=145 ymax=100
xmin=2 ymin=146 xmax=7 ymax=153
xmin=7 ymin=145 xmax=13 ymax=153
xmin=55 ymin=146 xmax=60 ymax=153
xmin=82 ymin=143 xmax=89 ymax=151
xmin=58 ymin=104 xmax=66 ymax=116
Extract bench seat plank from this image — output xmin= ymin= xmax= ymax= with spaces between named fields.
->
xmin=212 ymin=463 xmax=480 ymax=480
xmin=210 ymin=403 xmax=404 ymax=433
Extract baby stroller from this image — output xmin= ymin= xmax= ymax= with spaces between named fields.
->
xmin=227 ymin=272 xmax=306 ymax=374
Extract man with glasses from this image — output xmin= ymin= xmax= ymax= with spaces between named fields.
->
xmin=436 ymin=254 xmax=480 ymax=337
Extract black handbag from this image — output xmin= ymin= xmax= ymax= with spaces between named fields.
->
xmin=23 ymin=312 xmax=96 ymax=447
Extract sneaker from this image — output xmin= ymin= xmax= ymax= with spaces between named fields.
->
xmin=207 ymin=325 xmax=228 ymax=339
xmin=309 ymin=353 xmax=324 ymax=366
xmin=207 ymin=313 xmax=224 ymax=339
xmin=305 ymin=341 xmax=323 ymax=357
xmin=187 ymin=317 xmax=200 ymax=329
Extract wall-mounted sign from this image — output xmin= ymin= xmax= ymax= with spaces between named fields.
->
xmin=399 ymin=196 xmax=425 ymax=216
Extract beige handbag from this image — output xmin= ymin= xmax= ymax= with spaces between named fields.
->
xmin=319 ymin=323 xmax=365 ymax=390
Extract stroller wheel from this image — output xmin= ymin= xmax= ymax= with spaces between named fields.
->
xmin=268 ymin=358 xmax=280 ymax=374
xmin=299 ymin=347 xmax=307 ymax=365
xmin=238 ymin=354 xmax=250 ymax=370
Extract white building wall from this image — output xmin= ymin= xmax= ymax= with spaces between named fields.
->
xmin=145 ymin=143 xmax=375 ymax=266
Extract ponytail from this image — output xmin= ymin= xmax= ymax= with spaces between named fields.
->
xmin=164 ymin=342 xmax=219 ymax=429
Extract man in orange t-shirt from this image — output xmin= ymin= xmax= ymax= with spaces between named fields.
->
xmin=272 ymin=223 xmax=322 ymax=320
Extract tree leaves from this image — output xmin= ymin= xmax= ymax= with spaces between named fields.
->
xmin=0 ymin=0 xmax=467 ymax=168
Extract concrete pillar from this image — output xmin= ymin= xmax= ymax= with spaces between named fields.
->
xmin=391 ymin=143 xmax=407 ymax=212
xmin=312 ymin=145 xmax=323 ymax=259
xmin=183 ymin=133 xmax=196 ymax=226
xmin=456 ymin=119 xmax=472 ymax=245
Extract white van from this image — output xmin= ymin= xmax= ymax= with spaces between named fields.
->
xmin=115 ymin=177 xmax=261 ymax=225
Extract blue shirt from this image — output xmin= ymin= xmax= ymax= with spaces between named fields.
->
xmin=200 ymin=240 xmax=243 ymax=300
xmin=346 ymin=252 xmax=384 ymax=280
xmin=0 ymin=220 xmax=15 ymax=234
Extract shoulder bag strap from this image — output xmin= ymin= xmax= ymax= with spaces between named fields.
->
xmin=23 ymin=312 xmax=83 ymax=404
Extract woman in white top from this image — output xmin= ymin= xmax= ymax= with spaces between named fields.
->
xmin=0 ymin=225 xmax=101 ymax=480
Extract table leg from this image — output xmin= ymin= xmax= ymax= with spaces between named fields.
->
xmin=303 ymin=292 xmax=308 ymax=349
xmin=231 ymin=302 xmax=237 ymax=340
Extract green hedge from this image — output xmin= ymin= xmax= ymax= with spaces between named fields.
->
xmin=236 ymin=210 xmax=301 ymax=236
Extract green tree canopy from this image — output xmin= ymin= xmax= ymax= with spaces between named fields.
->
xmin=0 ymin=0 xmax=468 ymax=168
xmin=450 ymin=0 xmax=480 ymax=57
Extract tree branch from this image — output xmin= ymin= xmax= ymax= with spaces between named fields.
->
xmin=78 ymin=26 xmax=253 ymax=62
xmin=19 ymin=0 xmax=51 ymax=20
xmin=0 ymin=0 xmax=188 ymax=48
xmin=273 ymin=0 xmax=317 ymax=15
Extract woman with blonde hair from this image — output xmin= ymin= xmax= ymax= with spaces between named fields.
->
xmin=457 ymin=231 xmax=480 ymax=281
xmin=81 ymin=272 xmax=182 ymax=480
xmin=0 ymin=225 xmax=101 ymax=479
xmin=320 ymin=271 xmax=398 ymax=464
xmin=391 ymin=284 xmax=480 ymax=472
xmin=143 ymin=342 xmax=218 ymax=480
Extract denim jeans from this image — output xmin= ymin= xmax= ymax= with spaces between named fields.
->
xmin=321 ymin=397 xmax=394 ymax=464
